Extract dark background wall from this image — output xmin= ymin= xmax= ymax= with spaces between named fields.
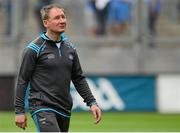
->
xmin=0 ymin=76 xmax=14 ymax=110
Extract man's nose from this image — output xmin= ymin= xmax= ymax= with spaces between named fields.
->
xmin=59 ymin=18 xmax=66 ymax=23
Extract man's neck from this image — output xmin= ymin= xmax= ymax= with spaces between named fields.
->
xmin=45 ymin=31 xmax=61 ymax=41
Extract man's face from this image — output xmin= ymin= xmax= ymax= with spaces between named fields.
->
xmin=44 ymin=7 xmax=67 ymax=33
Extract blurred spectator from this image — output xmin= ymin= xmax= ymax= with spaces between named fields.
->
xmin=85 ymin=0 xmax=97 ymax=36
xmin=146 ymin=0 xmax=160 ymax=48
xmin=146 ymin=0 xmax=161 ymax=35
xmin=1 ymin=0 xmax=28 ymax=36
xmin=22 ymin=0 xmax=29 ymax=22
xmin=94 ymin=0 xmax=110 ymax=36
xmin=108 ymin=0 xmax=132 ymax=36
xmin=4 ymin=0 xmax=12 ymax=35
xmin=177 ymin=1 xmax=180 ymax=21
xmin=177 ymin=1 xmax=180 ymax=15
xmin=34 ymin=0 xmax=53 ymax=33
xmin=0 ymin=0 xmax=2 ymax=8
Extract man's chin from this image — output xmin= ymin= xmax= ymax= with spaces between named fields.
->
xmin=59 ymin=29 xmax=65 ymax=32
xmin=54 ymin=30 xmax=65 ymax=34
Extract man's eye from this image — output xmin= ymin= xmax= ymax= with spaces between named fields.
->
xmin=62 ymin=16 xmax=66 ymax=19
xmin=55 ymin=16 xmax=60 ymax=19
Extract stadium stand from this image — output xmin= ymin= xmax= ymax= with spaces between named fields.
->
xmin=0 ymin=0 xmax=180 ymax=74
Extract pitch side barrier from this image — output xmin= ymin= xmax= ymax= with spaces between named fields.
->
xmin=71 ymin=75 xmax=157 ymax=112
xmin=0 ymin=74 xmax=180 ymax=113
xmin=71 ymin=75 xmax=180 ymax=113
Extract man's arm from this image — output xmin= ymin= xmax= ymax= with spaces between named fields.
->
xmin=71 ymin=50 xmax=101 ymax=124
xmin=14 ymin=47 xmax=37 ymax=129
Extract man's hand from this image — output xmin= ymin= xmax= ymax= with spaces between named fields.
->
xmin=15 ymin=114 xmax=27 ymax=130
xmin=90 ymin=105 xmax=102 ymax=124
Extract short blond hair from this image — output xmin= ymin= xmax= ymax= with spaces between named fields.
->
xmin=40 ymin=4 xmax=65 ymax=20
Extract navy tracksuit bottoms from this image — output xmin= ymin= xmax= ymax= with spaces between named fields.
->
xmin=32 ymin=111 xmax=70 ymax=132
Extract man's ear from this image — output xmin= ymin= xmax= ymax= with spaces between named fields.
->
xmin=43 ymin=20 xmax=48 ymax=28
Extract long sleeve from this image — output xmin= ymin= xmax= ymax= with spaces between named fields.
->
xmin=14 ymin=48 xmax=37 ymax=114
xmin=71 ymin=50 xmax=97 ymax=106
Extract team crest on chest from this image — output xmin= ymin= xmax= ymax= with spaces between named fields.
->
xmin=68 ymin=54 xmax=74 ymax=60
xmin=47 ymin=54 xmax=55 ymax=59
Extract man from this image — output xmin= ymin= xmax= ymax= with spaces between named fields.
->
xmin=147 ymin=0 xmax=160 ymax=35
xmin=14 ymin=4 xmax=101 ymax=132
xmin=146 ymin=0 xmax=160 ymax=47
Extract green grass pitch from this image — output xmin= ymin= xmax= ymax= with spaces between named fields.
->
xmin=0 ymin=111 xmax=180 ymax=132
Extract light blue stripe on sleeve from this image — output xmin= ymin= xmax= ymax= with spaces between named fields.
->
xmin=29 ymin=45 xmax=39 ymax=51
xmin=30 ymin=43 xmax=40 ymax=50
xmin=27 ymin=45 xmax=39 ymax=53
xmin=27 ymin=43 xmax=40 ymax=53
